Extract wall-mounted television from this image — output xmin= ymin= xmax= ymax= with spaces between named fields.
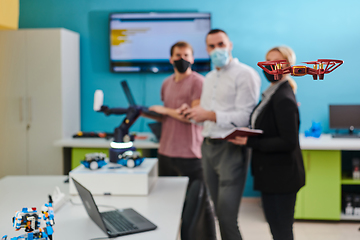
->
xmin=109 ymin=12 xmax=211 ymax=73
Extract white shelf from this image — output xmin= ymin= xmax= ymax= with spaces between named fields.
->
xmin=300 ymin=134 xmax=360 ymax=150
xmin=54 ymin=132 xmax=159 ymax=149
xmin=340 ymin=213 xmax=360 ymax=221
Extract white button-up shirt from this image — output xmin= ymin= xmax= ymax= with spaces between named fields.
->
xmin=200 ymin=58 xmax=261 ymax=138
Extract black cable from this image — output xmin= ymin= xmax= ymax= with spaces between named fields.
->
xmin=69 ymin=198 xmax=82 ymax=206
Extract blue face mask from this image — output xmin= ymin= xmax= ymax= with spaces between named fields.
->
xmin=210 ymin=48 xmax=230 ymax=68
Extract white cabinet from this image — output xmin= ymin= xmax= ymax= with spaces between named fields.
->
xmin=0 ymin=29 xmax=80 ymax=177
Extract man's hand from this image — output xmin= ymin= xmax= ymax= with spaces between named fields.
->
xmin=176 ymin=103 xmax=190 ymax=115
xmin=228 ymin=136 xmax=248 ymax=145
xmin=183 ymin=106 xmax=216 ymax=123
xmin=149 ymin=105 xmax=168 ymax=115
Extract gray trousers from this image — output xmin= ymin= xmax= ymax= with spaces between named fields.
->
xmin=201 ymin=139 xmax=250 ymax=240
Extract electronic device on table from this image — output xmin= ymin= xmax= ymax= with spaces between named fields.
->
xmin=94 ymin=80 xmax=161 ymax=167
xmin=109 ymin=12 xmax=211 ymax=73
xmin=329 ymin=105 xmax=360 ymax=138
xmin=72 ymin=178 xmax=157 ymax=237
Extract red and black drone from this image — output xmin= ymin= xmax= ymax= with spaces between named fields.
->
xmin=257 ymin=59 xmax=343 ymax=80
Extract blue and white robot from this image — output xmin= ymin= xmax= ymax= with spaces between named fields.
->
xmin=2 ymin=198 xmax=55 ymax=240
xmin=81 ymin=152 xmax=107 ymax=170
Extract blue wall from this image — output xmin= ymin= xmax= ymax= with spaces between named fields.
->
xmin=19 ymin=0 xmax=360 ymax=196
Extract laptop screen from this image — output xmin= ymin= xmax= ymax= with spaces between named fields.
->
xmin=72 ymin=178 xmax=110 ymax=234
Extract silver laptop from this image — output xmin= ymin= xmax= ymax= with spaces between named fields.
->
xmin=72 ymin=177 xmax=157 ymax=237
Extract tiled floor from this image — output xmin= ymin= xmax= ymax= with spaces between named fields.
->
xmin=233 ymin=198 xmax=360 ymax=240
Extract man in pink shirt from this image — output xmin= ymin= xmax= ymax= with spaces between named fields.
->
xmin=146 ymin=41 xmax=216 ymax=240
xmin=147 ymin=41 xmax=204 ymax=187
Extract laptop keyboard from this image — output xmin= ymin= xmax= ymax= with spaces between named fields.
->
xmin=102 ymin=211 xmax=139 ymax=232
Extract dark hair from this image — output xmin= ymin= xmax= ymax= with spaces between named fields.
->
xmin=170 ymin=41 xmax=194 ymax=56
xmin=207 ymin=29 xmax=228 ymax=37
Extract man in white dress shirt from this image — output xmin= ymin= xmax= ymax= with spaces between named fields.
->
xmin=182 ymin=29 xmax=261 ymax=240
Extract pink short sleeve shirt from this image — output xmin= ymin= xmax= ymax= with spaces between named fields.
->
xmin=158 ymin=72 xmax=204 ymax=159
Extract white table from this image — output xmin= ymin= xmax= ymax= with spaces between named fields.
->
xmin=0 ymin=176 xmax=188 ymax=240
xmin=54 ymin=132 xmax=159 ymax=174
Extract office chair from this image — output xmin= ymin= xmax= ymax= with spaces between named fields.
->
xmin=181 ymin=180 xmax=216 ymax=240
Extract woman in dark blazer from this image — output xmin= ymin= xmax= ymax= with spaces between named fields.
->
xmin=229 ymin=46 xmax=305 ymax=240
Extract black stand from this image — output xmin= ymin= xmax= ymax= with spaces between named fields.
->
xmin=332 ymin=126 xmax=360 ymax=138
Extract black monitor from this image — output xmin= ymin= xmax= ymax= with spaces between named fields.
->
xmin=109 ymin=12 xmax=211 ymax=73
xmin=329 ymin=105 xmax=360 ymax=137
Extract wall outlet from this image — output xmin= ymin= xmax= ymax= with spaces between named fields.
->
xmin=52 ymin=187 xmax=67 ymax=212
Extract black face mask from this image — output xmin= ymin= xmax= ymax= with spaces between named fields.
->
xmin=173 ymin=58 xmax=191 ymax=73
xmin=263 ymin=65 xmax=282 ymax=83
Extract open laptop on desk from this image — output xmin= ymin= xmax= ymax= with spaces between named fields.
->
xmin=72 ymin=177 xmax=157 ymax=238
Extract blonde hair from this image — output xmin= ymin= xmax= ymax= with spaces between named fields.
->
xmin=266 ymin=46 xmax=297 ymax=94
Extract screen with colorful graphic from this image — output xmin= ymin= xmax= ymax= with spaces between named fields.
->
xmin=109 ymin=12 xmax=211 ymax=73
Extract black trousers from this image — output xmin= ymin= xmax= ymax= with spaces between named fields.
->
xmin=157 ymin=153 xmax=217 ymax=240
xmin=202 ymin=139 xmax=250 ymax=240
xmin=261 ymin=192 xmax=297 ymax=240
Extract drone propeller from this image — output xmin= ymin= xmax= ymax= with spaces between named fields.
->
xmin=257 ymin=60 xmax=291 ymax=80
xmin=258 ymin=60 xmax=288 ymax=65
xmin=316 ymin=59 xmax=344 ymax=73
xmin=317 ymin=59 xmax=343 ymax=63
xmin=257 ymin=60 xmax=290 ymax=71
xmin=302 ymin=61 xmax=319 ymax=64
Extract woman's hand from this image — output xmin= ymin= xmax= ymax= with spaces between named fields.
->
xmin=228 ymin=136 xmax=248 ymax=145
